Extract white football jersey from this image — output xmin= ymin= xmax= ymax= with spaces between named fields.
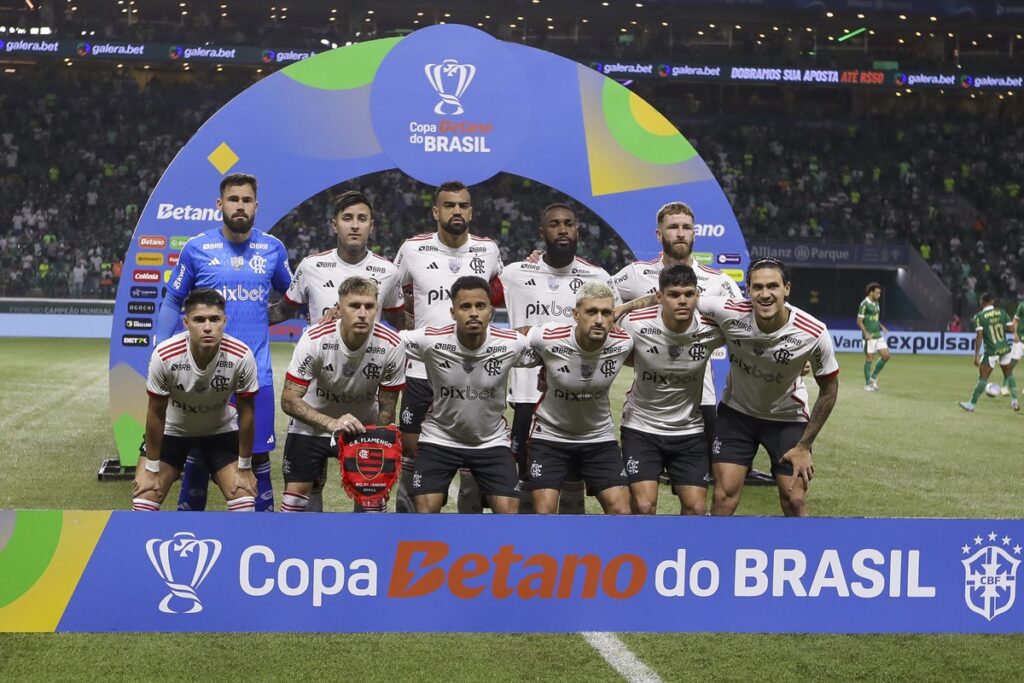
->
xmin=284 ymin=320 xmax=406 ymax=437
xmin=284 ymin=249 xmax=404 ymax=323
xmin=146 ymin=332 xmax=259 ymax=437
xmin=401 ymin=325 xmax=534 ymax=449
xmin=619 ymin=306 xmax=725 ymax=436
xmin=394 ymin=233 xmax=503 ymax=379
xmin=500 ymin=256 xmax=619 ymax=403
xmin=698 ymin=298 xmax=839 ymax=422
xmin=613 ymin=255 xmax=741 ymax=405
xmin=527 ymin=322 xmax=633 ymax=443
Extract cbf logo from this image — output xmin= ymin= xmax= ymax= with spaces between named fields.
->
xmin=961 ymin=531 xmax=1021 ymax=621
xmin=145 ymin=532 xmax=221 ymax=614
xmin=425 ymin=59 xmax=476 ymax=115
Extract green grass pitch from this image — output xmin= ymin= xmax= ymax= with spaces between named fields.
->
xmin=0 ymin=338 xmax=1021 ymax=681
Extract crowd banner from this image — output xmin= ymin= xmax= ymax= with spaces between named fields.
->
xmin=0 ymin=510 xmax=1020 ymax=633
xmin=831 ymin=330 xmax=977 ymax=355
xmin=109 ymin=24 xmax=751 ymax=467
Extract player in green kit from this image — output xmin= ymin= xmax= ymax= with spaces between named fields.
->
xmin=959 ymin=294 xmax=1019 ymax=412
xmin=857 ymin=283 xmax=890 ymax=392
xmin=1003 ymin=300 xmax=1024 ymax=396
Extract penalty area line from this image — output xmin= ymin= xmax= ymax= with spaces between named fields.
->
xmin=581 ymin=632 xmax=664 ymax=683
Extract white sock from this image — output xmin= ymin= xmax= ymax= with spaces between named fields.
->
xmin=226 ymin=495 xmax=256 ymax=512
xmin=132 ymin=497 xmax=160 ymax=512
xmin=281 ymin=491 xmax=310 ymax=512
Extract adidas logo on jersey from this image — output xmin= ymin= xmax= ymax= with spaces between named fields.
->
xmin=322 ymin=280 xmax=335 ymax=288
xmin=427 ymin=262 xmax=439 ymax=270
xmin=438 ymin=359 xmax=453 ymax=369
xmin=556 ymin=365 xmax=570 ymax=373
xmin=323 ymin=364 xmax=334 ymax=372
xmin=209 ymin=258 xmax=221 ymax=266
xmin=645 ymin=347 xmax=660 ymax=354
xmin=525 ymin=278 xmax=536 ymax=286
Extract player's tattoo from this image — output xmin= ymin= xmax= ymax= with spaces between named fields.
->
xmin=614 ymin=294 xmax=656 ymax=320
xmin=797 ymin=373 xmax=839 ymax=450
xmin=377 ymin=390 xmax=398 ymax=426
xmin=281 ymin=379 xmax=337 ymax=433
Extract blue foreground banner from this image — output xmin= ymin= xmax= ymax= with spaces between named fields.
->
xmin=33 ymin=513 xmax=1023 ymax=633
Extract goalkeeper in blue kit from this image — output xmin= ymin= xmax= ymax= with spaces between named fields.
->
xmin=154 ymin=173 xmax=292 ymax=510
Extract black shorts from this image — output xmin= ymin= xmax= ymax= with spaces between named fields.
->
xmin=620 ymin=426 xmax=709 ymax=487
xmin=282 ymin=433 xmax=335 ymax=483
xmin=399 ymin=376 xmax=433 ymax=435
xmin=160 ymin=431 xmax=237 ymax=474
xmin=510 ymin=402 xmax=536 ymax=476
xmin=711 ymin=403 xmax=807 ymax=477
xmin=412 ymin=442 xmax=520 ymax=498
xmin=527 ymin=439 xmax=628 ymax=495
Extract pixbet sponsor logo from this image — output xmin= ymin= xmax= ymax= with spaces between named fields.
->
xmin=133 ymin=270 xmax=161 ymax=283
xmin=218 ymin=285 xmax=268 ymax=302
xmin=138 ymin=235 xmax=167 ymax=249
xmin=156 ymin=203 xmax=223 ymax=222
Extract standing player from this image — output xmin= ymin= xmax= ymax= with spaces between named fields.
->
xmin=699 ymin=258 xmax=840 ymax=517
xmin=612 ymin=202 xmax=772 ymax=483
xmin=1005 ymin=299 xmax=1024 ymax=396
xmin=278 ymin=277 xmax=406 ymax=512
xmin=959 ymin=294 xmax=1019 ymax=412
xmin=527 ymin=281 xmax=634 ymax=515
xmin=133 ymin=289 xmax=259 ymax=512
xmin=619 ymin=265 xmax=725 ymax=515
xmin=155 ymin=172 xmax=292 ymax=511
xmin=500 ymin=203 xmax=619 ymax=513
xmin=274 ymin=190 xmax=405 ymax=329
xmin=857 ymin=283 xmax=890 ymax=392
xmin=402 ymin=276 xmax=532 ymax=513
xmin=392 ymin=181 xmax=503 ymax=513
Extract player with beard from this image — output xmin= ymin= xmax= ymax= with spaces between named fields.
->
xmin=155 ymin=173 xmax=292 ymax=511
xmin=392 ymin=181 xmax=503 ymax=513
xmin=698 ymin=258 xmax=840 ymax=516
xmin=499 ymin=203 xmax=618 ymax=513
xmin=612 ymin=202 xmax=772 ymax=485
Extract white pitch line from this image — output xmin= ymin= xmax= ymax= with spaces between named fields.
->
xmin=581 ymin=631 xmax=664 ymax=683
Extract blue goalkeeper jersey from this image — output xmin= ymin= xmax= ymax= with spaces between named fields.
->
xmin=155 ymin=227 xmax=292 ymax=387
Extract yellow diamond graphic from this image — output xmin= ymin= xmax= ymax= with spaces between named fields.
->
xmin=207 ymin=142 xmax=239 ymax=174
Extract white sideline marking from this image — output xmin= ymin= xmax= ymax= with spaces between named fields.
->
xmin=581 ymin=631 xmax=664 ymax=683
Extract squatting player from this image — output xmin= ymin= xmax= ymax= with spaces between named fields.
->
xmin=393 ymin=181 xmax=503 ymax=513
xmin=401 ymin=276 xmax=533 ymax=513
xmin=278 ymin=277 xmax=406 ymax=512
xmin=699 ymin=258 xmax=840 ymax=517
xmin=272 ymin=190 xmax=405 ymax=511
xmin=499 ymin=203 xmax=618 ymax=513
xmin=857 ymin=283 xmax=890 ymax=392
xmin=133 ymin=288 xmax=259 ymax=512
xmin=618 ymin=265 xmax=725 ymax=515
xmin=156 ymin=172 xmax=292 ymax=511
xmin=959 ymin=293 xmax=1019 ymax=412
xmin=527 ymin=281 xmax=634 ymax=515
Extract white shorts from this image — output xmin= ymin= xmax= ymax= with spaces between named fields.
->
xmin=1011 ymin=342 xmax=1024 ymax=361
xmin=985 ymin=352 xmax=1012 ymax=368
xmin=865 ymin=338 xmax=888 ymax=354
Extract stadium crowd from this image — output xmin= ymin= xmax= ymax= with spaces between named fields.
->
xmin=1 ymin=66 xmax=1021 ymax=320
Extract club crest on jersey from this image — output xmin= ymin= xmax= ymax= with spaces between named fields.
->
xmin=145 ymin=532 xmax=221 ymax=614
xmin=961 ymin=532 xmax=1021 ymax=622
xmin=469 ymin=256 xmax=486 ymax=274
xmin=569 ymin=277 xmax=584 ymax=293
xmin=580 ymin=362 xmax=595 ymax=379
xmin=773 ymin=348 xmax=794 ymax=365
xmin=230 ymin=256 xmax=245 ymax=271
xmin=484 ymin=358 xmax=502 ymax=376
xmin=342 ymin=361 xmax=356 ymax=378
xmin=668 ymin=344 xmax=682 ymax=360
xmin=249 ymin=253 xmax=267 ymax=275
xmin=210 ymin=375 xmax=230 ymax=392
xmin=688 ymin=344 xmax=707 ymax=361
xmin=449 ymin=258 xmax=462 ymax=274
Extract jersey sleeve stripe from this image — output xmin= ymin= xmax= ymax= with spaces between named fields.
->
xmin=235 ymin=390 xmax=258 ymax=398
xmin=794 ymin=313 xmax=825 ymax=333
xmin=609 ymin=331 xmax=631 ymax=339
xmin=380 ymin=383 xmax=405 ymax=392
xmin=282 ymin=291 xmax=302 ymax=306
xmin=699 ymin=315 xmax=719 ymax=327
xmin=284 ymin=372 xmax=311 ymax=387
xmin=792 ymin=321 xmax=823 ymax=338
xmin=372 ymin=331 xmax=402 ymax=347
xmin=425 ymin=325 xmax=456 ymax=335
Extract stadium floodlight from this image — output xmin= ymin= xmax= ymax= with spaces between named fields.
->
xmin=838 ymin=27 xmax=867 ymax=42
xmin=320 ymin=38 xmax=330 ymax=45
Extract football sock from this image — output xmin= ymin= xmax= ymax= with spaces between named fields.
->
xmin=1008 ymin=376 xmax=1018 ymax=400
xmin=871 ymin=358 xmax=888 ymax=378
xmin=132 ymin=498 xmax=160 ymax=512
xmin=971 ymin=379 xmax=988 ymax=403
xmin=863 ymin=362 xmax=872 ymax=384
xmin=176 ymin=454 xmax=209 ymax=511
xmin=281 ymin=491 xmax=309 ymax=512
xmin=558 ymin=480 xmax=586 ymax=515
xmin=396 ymin=457 xmax=415 ymax=513
xmin=254 ymin=459 xmax=274 ymax=511
xmin=457 ymin=469 xmax=484 ymax=514
xmin=227 ymin=496 xmax=256 ymax=512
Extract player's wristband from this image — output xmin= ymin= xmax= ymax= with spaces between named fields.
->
xmin=237 ymin=457 xmax=252 ymax=470
xmin=144 ymin=458 xmax=160 ymax=474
